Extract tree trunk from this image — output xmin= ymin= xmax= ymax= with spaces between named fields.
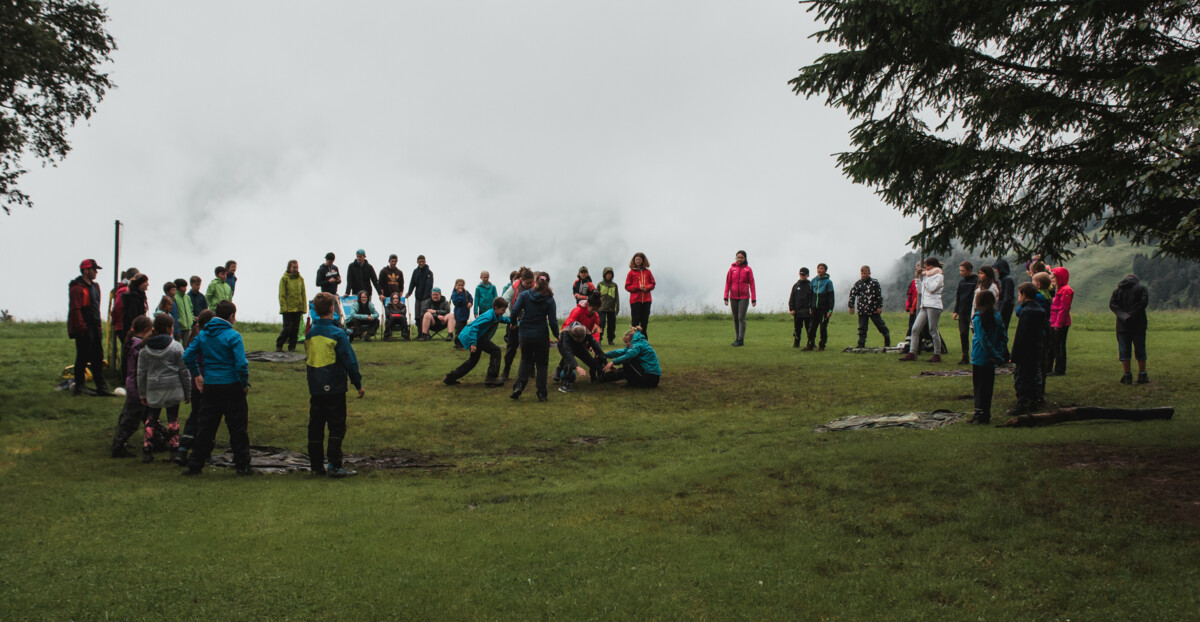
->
xmin=999 ymin=407 xmax=1174 ymax=428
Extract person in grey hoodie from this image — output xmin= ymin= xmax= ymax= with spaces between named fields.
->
xmin=138 ymin=314 xmax=192 ymax=463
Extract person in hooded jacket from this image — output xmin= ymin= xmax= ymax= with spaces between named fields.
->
xmin=443 ymin=297 xmax=510 ymax=387
xmin=474 ymin=271 xmax=497 ymax=318
xmin=1008 ymin=282 xmax=1047 ymax=415
xmin=69 ymin=259 xmax=111 ymax=396
xmin=138 ymin=314 xmax=191 ymax=463
xmin=596 ymin=267 xmax=620 ymax=345
xmin=724 ymin=250 xmax=756 ymax=346
xmin=182 ymin=301 xmax=252 ymax=476
xmin=509 ymin=272 xmax=560 ymax=402
xmin=177 ymin=309 xmax=214 ymax=465
xmin=994 ymin=258 xmax=1016 ymax=353
xmin=1048 ymin=267 xmax=1074 ymax=375
xmin=571 ymin=266 xmax=596 ymax=303
xmin=1110 ymin=274 xmax=1150 ymax=384
xmin=111 ymin=316 xmax=153 ymax=457
xmin=305 ymin=292 xmax=365 ymax=478
xmin=346 ymin=290 xmax=380 ymax=341
xmin=601 ymin=327 xmax=661 ymax=388
xmin=625 ymin=253 xmax=655 ymax=340
xmin=811 ymin=263 xmax=836 ymax=350
xmin=789 ymin=267 xmax=817 ymax=349
xmin=969 ymin=290 xmax=1007 ymax=425
xmin=345 ymin=249 xmax=380 ymax=299
xmin=277 ymin=259 xmax=307 ymax=352
xmin=952 ymin=261 xmax=978 ymax=364
xmin=406 ymin=255 xmax=435 ymax=323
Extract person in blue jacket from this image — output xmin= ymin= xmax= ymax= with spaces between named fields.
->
xmin=601 ymin=327 xmax=661 ymax=388
xmin=450 ymin=278 xmax=473 ymax=349
xmin=443 ymin=297 xmax=510 ymax=386
xmin=509 ymin=272 xmax=559 ymax=402
xmin=969 ymin=291 xmax=1007 ymax=425
xmin=181 ymin=300 xmax=251 ymax=475
xmin=346 ymin=290 xmax=380 ymax=341
xmin=811 ymin=263 xmax=836 ymax=350
xmin=305 ymin=292 xmax=365 ymax=478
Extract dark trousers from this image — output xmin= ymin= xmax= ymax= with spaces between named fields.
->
xmin=411 ymin=299 xmax=425 ymax=325
xmin=74 ymin=326 xmax=106 ymax=390
xmin=515 ymin=335 xmax=550 ymax=397
xmin=972 ymin=365 xmax=996 ymax=419
xmin=143 ymin=404 xmax=181 ymax=453
xmin=794 ymin=314 xmax=816 ymax=346
xmin=277 ymin=312 xmax=302 ymax=350
xmin=346 ymin=317 xmax=380 ymax=340
xmin=447 ymin=337 xmax=503 ymax=381
xmin=111 ymin=396 xmax=145 ymax=453
xmin=856 ymin=313 xmax=890 ymax=347
xmin=629 ymin=301 xmax=652 ymax=340
xmin=816 ymin=312 xmax=832 ymax=348
xmin=187 ymin=383 xmax=250 ymax=472
xmin=308 ymin=393 xmax=347 ymax=471
xmin=502 ymin=324 xmax=519 ymax=377
xmin=1013 ymin=360 xmax=1042 ymax=406
xmin=1051 ymin=326 xmax=1070 ymax=373
xmin=1000 ymin=308 xmax=1013 ymax=360
xmin=602 ymin=359 xmax=660 ymax=388
xmin=384 ymin=315 xmax=410 ymax=340
xmin=598 ymin=311 xmax=617 ymax=343
xmin=179 ymin=388 xmax=203 ymax=451
xmin=555 ymin=337 xmax=604 ymax=384
xmin=957 ymin=313 xmax=972 ymax=361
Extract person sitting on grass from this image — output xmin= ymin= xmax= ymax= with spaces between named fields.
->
xmin=305 ymin=292 xmax=365 ymax=478
xmin=346 ymin=290 xmax=380 ymax=342
xmin=383 ymin=292 xmax=410 ymax=341
xmin=138 ymin=314 xmax=191 ymax=464
xmin=601 ymin=327 xmax=661 ymax=388
xmin=969 ymin=291 xmax=1007 ymax=425
xmin=443 ymin=297 xmax=511 ymax=387
xmin=182 ymin=300 xmax=251 ymax=477
xmin=418 ymin=287 xmax=454 ymax=342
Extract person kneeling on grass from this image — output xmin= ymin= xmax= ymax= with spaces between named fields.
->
xmin=443 ymin=297 xmax=510 ymax=387
xmin=305 ymin=292 xmax=365 ymax=478
xmin=601 ymin=327 xmax=661 ymax=388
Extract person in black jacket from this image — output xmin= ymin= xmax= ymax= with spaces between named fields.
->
xmin=994 ymin=258 xmax=1016 ymax=360
xmin=68 ymin=259 xmax=111 ymax=396
xmin=1008 ymin=283 xmax=1047 ymax=415
xmin=951 ymin=261 xmax=978 ymax=365
xmin=316 ymin=252 xmax=341 ymax=295
xmin=345 ymin=249 xmax=380 ymax=298
xmin=789 ymin=267 xmax=817 ymax=349
xmin=377 ymin=254 xmax=405 ymax=303
xmin=406 ymin=255 xmax=434 ymax=321
xmin=509 ymin=272 xmax=560 ymax=402
xmin=121 ymin=274 xmax=150 ymax=374
xmin=1110 ymin=274 xmax=1150 ymax=384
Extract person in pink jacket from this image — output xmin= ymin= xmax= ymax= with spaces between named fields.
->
xmin=625 ymin=252 xmax=656 ymax=340
xmin=723 ymin=250 xmax=756 ymax=346
xmin=1048 ymin=266 xmax=1074 ymax=375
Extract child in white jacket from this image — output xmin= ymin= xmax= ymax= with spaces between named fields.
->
xmin=900 ymin=257 xmax=945 ymax=363
xmin=137 ymin=314 xmax=192 ymax=463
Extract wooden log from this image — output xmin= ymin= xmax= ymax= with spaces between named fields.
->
xmin=999 ymin=406 xmax=1174 ymax=428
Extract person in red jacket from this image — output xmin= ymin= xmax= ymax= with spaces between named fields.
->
xmin=69 ymin=259 xmax=112 ymax=396
xmin=723 ymin=250 xmax=756 ymax=346
xmin=625 ymin=252 xmax=656 ymax=340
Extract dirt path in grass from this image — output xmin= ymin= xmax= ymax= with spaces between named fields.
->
xmin=1043 ymin=443 xmax=1200 ymax=527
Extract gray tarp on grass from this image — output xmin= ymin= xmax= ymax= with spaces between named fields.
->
xmin=841 ymin=346 xmax=906 ymax=354
xmin=915 ymin=367 xmax=1014 ymax=378
xmin=245 ymin=351 xmax=306 ymax=363
xmin=813 ymin=409 xmax=968 ymax=433
xmin=208 ymin=445 xmax=451 ymax=474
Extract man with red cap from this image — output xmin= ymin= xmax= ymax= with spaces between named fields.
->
xmin=68 ymin=259 xmax=112 ymax=396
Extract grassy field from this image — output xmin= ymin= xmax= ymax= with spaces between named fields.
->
xmin=1 ymin=312 xmax=1197 ymax=620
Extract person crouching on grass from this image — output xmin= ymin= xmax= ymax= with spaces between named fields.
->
xmin=601 ymin=327 xmax=661 ymax=388
xmin=182 ymin=301 xmax=251 ymax=476
xmin=305 ymin=293 xmax=365 ymax=478
xmin=443 ymin=297 xmax=510 ymax=387
xmin=969 ymin=291 xmax=1007 ymax=425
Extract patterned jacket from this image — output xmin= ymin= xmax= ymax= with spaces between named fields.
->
xmin=847 ymin=277 xmax=884 ymax=315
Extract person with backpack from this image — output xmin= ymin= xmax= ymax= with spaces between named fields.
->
xmin=69 ymin=259 xmax=111 ymax=396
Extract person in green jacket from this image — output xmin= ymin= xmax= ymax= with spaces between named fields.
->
xmin=206 ymin=266 xmax=233 ymax=309
xmin=173 ymin=278 xmax=194 ymax=345
xmin=597 ymin=267 xmax=620 ymax=345
xmin=277 ymin=259 xmax=307 ymax=352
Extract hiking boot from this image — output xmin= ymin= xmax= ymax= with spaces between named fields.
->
xmin=417 ymin=334 xmax=430 ymax=342
xmin=275 ymin=346 xmax=283 ymax=353
xmin=898 ymin=353 xmax=916 ymax=361
xmin=537 ymin=393 xmax=548 ymax=402
xmin=443 ymin=374 xmax=460 ymax=386
xmin=510 ymin=383 xmax=524 ymax=400
xmin=1005 ymin=403 xmax=1032 ymax=417
xmin=958 ymin=358 xmax=969 ymax=365
xmin=111 ymin=446 xmax=135 ymax=459
xmin=818 ymin=346 xmax=825 ymax=351
xmin=443 ymin=333 xmax=454 ymax=342
xmin=483 ymin=378 xmax=505 ymax=387
xmin=235 ymin=466 xmax=253 ymax=477
xmin=857 ymin=342 xmax=866 ymax=349
xmin=928 ymin=354 xmax=942 ymax=363
xmin=181 ymin=468 xmax=202 ymax=476
xmin=1137 ymin=372 xmax=1149 ymax=384
xmin=1119 ymin=372 xmax=1133 ymax=385
xmin=558 ymin=384 xmax=572 ymax=393
xmin=731 ymin=340 xmax=741 ymax=347
xmin=328 ymin=467 xmax=357 ymax=478
xmin=793 ymin=338 xmax=799 ymax=348
xmin=969 ymin=412 xmax=991 ymax=425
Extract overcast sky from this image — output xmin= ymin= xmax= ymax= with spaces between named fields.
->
xmin=2 ymin=0 xmax=918 ymax=322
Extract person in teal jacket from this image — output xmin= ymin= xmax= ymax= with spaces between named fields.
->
xmin=969 ymin=290 xmax=1007 ymax=425
xmin=444 ymin=298 xmax=510 ymax=386
xmin=346 ymin=290 xmax=380 ymax=341
xmin=474 ymin=271 xmax=498 ymax=318
xmin=601 ymin=327 xmax=661 ymax=388
xmin=181 ymin=301 xmax=251 ymax=475
xmin=811 ymin=263 xmax=836 ymax=350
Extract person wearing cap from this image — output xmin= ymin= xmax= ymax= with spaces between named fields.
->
xmin=68 ymin=259 xmax=112 ymax=395
xmin=377 ymin=253 xmax=405 ymax=303
xmin=316 ymin=252 xmax=342 ymax=295
xmin=417 ymin=287 xmax=454 ymax=341
xmin=345 ymin=249 xmax=380 ymax=299
xmin=406 ymin=255 xmax=434 ymax=323
xmin=571 ymin=267 xmax=595 ymax=303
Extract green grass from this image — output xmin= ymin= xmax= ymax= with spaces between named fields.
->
xmin=2 ymin=313 xmax=1198 ymax=620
